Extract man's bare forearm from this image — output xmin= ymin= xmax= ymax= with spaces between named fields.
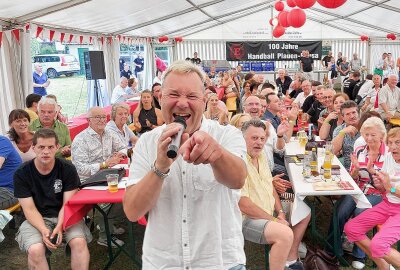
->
xmin=123 ymin=172 xmax=164 ymax=222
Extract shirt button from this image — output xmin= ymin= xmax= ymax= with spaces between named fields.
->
xmin=184 ymin=243 xmax=187 ymax=247
xmin=183 ymin=171 xmax=185 ymax=175
xmin=186 ymin=267 xmax=189 ymax=270
xmin=184 ymin=195 xmax=186 ymax=198
xmin=183 ymin=219 xmax=186 ymax=223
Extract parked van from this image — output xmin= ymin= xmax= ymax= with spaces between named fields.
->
xmin=32 ymin=54 xmax=80 ymax=78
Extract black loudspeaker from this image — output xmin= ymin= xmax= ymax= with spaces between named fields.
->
xmin=84 ymin=51 xmax=106 ymax=80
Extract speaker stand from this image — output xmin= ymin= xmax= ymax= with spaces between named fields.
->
xmin=94 ymin=79 xmax=101 ymax=106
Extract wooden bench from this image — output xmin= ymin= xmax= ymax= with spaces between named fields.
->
xmin=5 ymin=202 xmax=20 ymax=213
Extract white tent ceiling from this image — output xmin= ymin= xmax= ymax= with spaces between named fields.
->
xmin=1 ymin=0 xmax=400 ymax=40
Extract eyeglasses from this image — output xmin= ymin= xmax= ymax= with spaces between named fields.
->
xmin=323 ymin=96 xmax=333 ymax=99
xmin=89 ymin=115 xmax=107 ymax=121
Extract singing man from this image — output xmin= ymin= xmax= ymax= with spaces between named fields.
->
xmin=123 ymin=60 xmax=248 ymax=269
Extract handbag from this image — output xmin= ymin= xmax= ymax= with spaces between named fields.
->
xmin=303 ymin=247 xmax=339 ymax=270
xmin=80 ymin=168 xmax=125 ymax=188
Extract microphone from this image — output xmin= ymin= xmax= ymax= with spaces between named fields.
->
xmin=167 ymin=116 xmax=187 ymax=158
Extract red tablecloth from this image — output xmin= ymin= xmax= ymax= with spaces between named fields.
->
xmin=63 ymin=189 xmax=147 ymax=230
xmin=68 ymin=101 xmax=139 ymax=140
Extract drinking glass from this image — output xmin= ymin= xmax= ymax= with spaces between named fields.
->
xmin=297 ymin=130 xmax=308 ymax=153
xmin=106 ymin=174 xmax=119 ymax=193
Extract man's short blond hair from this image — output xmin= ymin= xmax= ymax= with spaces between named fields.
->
xmin=162 ymin=60 xmax=206 ymax=88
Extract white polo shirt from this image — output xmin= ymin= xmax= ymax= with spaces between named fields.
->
xmin=128 ymin=118 xmax=246 ymax=269
xmin=294 ymin=92 xmax=312 ymax=108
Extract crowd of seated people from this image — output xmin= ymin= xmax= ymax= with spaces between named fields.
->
xmin=3 ymin=55 xmax=400 ymax=270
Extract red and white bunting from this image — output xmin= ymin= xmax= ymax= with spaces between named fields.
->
xmin=36 ymin=26 xmax=43 ymax=38
xmin=12 ymin=29 xmax=20 ymax=44
xmin=25 ymin=23 xmax=30 ymax=32
xmin=107 ymin=36 xmax=112 ymax=44
xmin=0 ymin=31 xmax=3 ymax=48
xmin=60 ymin=32 xmax=65 ymax=43
xmin=100 ymin=36 xmax=104 ymax=45
xmin=89 ymin=36 xmax=93 ymax=44
xmin=49 ymin=30 xmax=55 ymax=41
xmin=79 ymin=35 xmax=83 ymax=44
xmin=68 ymin=34 xmax=74 ymax=43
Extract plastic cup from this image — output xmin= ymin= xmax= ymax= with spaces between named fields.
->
xmin=106 ymin=174 xmax=119 ymax=193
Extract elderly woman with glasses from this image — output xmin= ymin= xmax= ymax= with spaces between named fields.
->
xmin=345 ymin=127 xmax=400 ymax=270
xmin=106 ymin=103 xmax=138 ymax=147
xmin=326 ymin=116 xmax=388 ymax=269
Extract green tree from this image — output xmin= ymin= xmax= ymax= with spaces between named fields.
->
xmin=40 ymin=43 xmax=57 ymax=54
xmin=30 ymin=38 xmax=40 ymax=56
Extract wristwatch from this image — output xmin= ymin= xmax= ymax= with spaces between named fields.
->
xmin=278 ymin=209 xmax=285 ymax=214
xmin=151 ymin=162 xmax=170 ymax=179
xmin=390 ymin=187 xmax=397 ymax=194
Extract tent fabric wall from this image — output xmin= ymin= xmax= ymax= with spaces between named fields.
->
xmin=0 ymin=30 xmax=31 ymax=135
xmin=143 ymin=41 xmax=154 ymax=90
xmin=100 ymin=39 xmax=121 ymax=100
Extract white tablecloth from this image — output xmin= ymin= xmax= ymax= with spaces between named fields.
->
xmin=285 ymin=140 xmax=372 ymax=225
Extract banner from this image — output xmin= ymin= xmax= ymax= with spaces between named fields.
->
xmin=226 ymin=41 xmax=322 ymax=61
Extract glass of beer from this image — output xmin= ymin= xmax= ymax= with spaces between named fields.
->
xmin=106 ymin=174 xmax=119 ymax=193
xmin=297 ymin=130 xmax=308 ymax=152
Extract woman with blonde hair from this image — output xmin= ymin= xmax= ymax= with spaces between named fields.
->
xmin=229 ymin=113 xmax=251 ymax=129
xmin=204 ymin=93 xmax=228 ymax=125
xmin=106 ymin=103 xmax=138 ymax=146
xmin=327 ymin=116 xmax=388 ymax=269
xmin=221 ymin=70 xmax=239 ymax=114
xmin=345 ymin=127 xmax=400 ymax=270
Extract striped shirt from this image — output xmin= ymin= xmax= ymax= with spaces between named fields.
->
xmin=350 ymin=141 xmax=387 ymax=195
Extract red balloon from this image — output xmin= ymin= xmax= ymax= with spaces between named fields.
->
xmin=391 ymin=35 xmax=397 ymax=40
xmin=294 ymin=0 xmax=316 ymax=9
xmin=278 ymin=11 xmax=291 ymax=27
xmin=360 ymin=35 xmax=368 ymax=41
xmin=273 ymin=25 xmax=286 ymax=38
xmin=317 ymin=0 xmax=347 ymax=8
xmin=287 ymin=0 xmax=297 ymax=7
xmin=275 ymin=1 xmax=285 ymax=11
xmin=387 ymin=33 xmax=394 ymax=39
xmin=159 ymin=36 xmax=168 ymax=42
xmin=287 ymin=8 xmax=306 ymax=28
xmin=269 ymin=18 xmax=274 ymax=26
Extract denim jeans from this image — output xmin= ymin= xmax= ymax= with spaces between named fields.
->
xmin=327 ymin=194 xmax=382 ymax=259
xmin=229 ymin=264 xmax=246 ymax=270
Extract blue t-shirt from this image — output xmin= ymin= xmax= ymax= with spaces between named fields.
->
xmin=134 ymin=57 xmax=144 ymax=73
xmin=33 ymin=72 xmax=49 ymax=96
xmin=0 ymin=136 xmax=22 ymax=191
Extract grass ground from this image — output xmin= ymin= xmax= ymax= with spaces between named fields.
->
xmin=46 ymin=75 xmax=88 ymax=118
